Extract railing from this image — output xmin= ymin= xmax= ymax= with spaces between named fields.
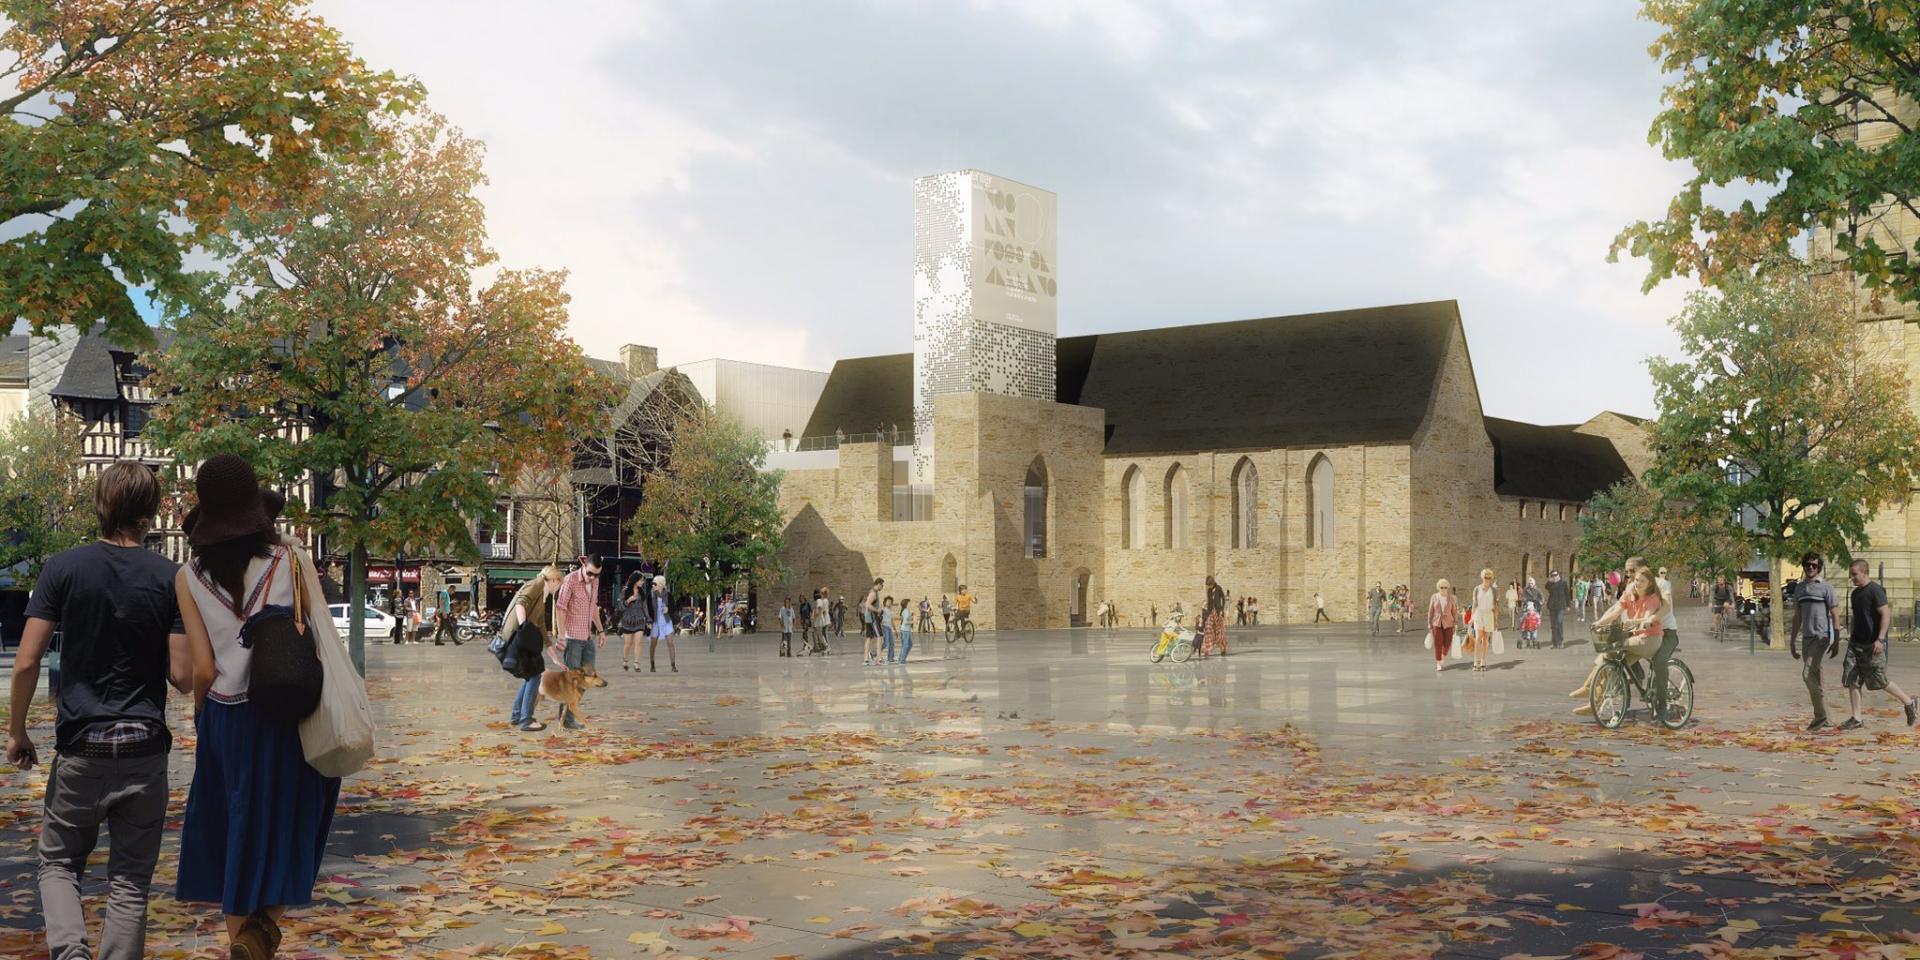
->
xmin=788 ymin=429 xmax=916 ymax=453
xmin=478 ymin=541 xmax=511 ymax=559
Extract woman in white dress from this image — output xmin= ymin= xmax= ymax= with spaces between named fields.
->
xmin=1471 ymin=568 xmax=1500 ymax=672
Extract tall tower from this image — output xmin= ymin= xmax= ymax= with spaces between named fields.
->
xmin=911 ymin=170 xmax=1058 ymax=482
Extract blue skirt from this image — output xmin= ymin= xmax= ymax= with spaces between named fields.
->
xmin=176 ymin=699 xmax=341 ymax=916
xmin=652 ymin=608 xmax=674 ymax=640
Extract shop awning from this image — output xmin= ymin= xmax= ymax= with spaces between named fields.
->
xmin=483 ymin=565 xmax=548 ymax=586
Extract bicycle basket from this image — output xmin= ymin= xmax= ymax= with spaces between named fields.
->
xmin=1590 ymin=622 xmax=1626 ymax=652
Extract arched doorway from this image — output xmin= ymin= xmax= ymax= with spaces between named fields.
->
xmin=941 ymin=553 xmax=958 ymax=595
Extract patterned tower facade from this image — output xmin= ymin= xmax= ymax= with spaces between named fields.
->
xmin=912 ymin=170 xmax=1058 ymax=483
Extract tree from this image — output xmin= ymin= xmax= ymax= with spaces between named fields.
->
xmin=1 ymin=0 xmax=419 ymax=344
xmin=148 ymin=114 xmax=604 ymax=672
xmin=628 ymin=412 xmax=784 ymax=636
xmin=1646 ymin=263 xmax=1920 ymax=647
xmin=1612 ymin=1 xmax=1920 ymax=310
xmin=1578 ymin=480 xmax=1666 ymax=575
xmin=0 ymin=414 xmax=93 ymax=591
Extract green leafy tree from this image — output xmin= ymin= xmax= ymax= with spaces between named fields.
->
xmin=0 ymin=414 xmax=93 ymax=591
xmin=1647 ymin=263 xmax=1920 ymax=647
xmin=1612 ymin=0 xmax=1920 ymax=309
xmin=1578 ymin=480 xmax=1666 ymax=576
xmin=148 ymin=114 xmax=604 ymax=672
xmin=1 ymin=0 xmax=419 ymax=344
xmin=629 ymin=412 xmax=784 ymax=636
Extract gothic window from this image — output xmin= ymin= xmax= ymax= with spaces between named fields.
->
xmin=1165 ymin=464 xmax=1189 ymax=549
xmin=1231 ymin=457 xmax=1259 ymax=549
xmin=1122 ymin=465 xmax=1145 ymax=549
xmin=1024 ymin=458 xmax=1048 ymax=559
xmin=1307 ymin=455 xmax=1334 ymax=549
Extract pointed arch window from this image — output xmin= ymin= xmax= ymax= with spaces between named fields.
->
xmin=1122 ymin=465 xmax=1145 ymax=549
xmin=1307 ymin=455 xmax=1334 ymax=549
xmin=1164 ymin=464 xmax=1189 ymax=549
xmin=1231 ymin=458 xmax=1259 ymax=549
xmin=1024 ymin=458 xmax=1048 ymax=559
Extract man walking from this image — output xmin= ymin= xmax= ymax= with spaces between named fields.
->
xmin=7 ymin=462 xmax=196 ymax=960
xmin=553 ymin=556 xmax=606 ymax=730
xmin=1367 ymin=583 xmax=1385 ymax=636
xmin=1790 ymin=552 xmax=1841 ymax=731
xmin=778 ymin=598 xmax=794 ymax=657
xmin=1313 ymin=592 xmax=1331 ymax=624
xmin=1546 ymin=571 xmax=1571 ymax=649
xmin=1840 ymin=559 xmax=1918 ymax=729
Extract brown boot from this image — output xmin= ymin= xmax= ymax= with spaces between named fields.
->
xmin=231 ymin=911 xmax=281 ymax=960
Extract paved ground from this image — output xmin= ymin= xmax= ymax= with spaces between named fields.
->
xmin=5 ymin=605 xmax=1920 ymax=959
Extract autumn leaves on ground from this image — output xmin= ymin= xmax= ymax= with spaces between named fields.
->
xmin=5 ymin=644 xmax=1920 ymax=960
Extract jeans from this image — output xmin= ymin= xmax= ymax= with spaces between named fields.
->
xmin=510 ymin=675 xmax=540 ymax=725
xmin=40 ymin=752 xmax=168 ymax=960
xmin=898 ymin=628 xmax=913 ymax=662
xmin=1550 ymin=607 xmax=1565 ymax=647
xmin=1803 ymin=635 xmax=1833 ymax=724
xmin=1369 ymin=609 xmax=1381 ymax=634
xmin=1649 ymin=629 xmax=1679 ymax=713
xmin=560 ymin=638 xmax=593 ymax=724
xmin=881 ymin=625 xmax=895 ymax=662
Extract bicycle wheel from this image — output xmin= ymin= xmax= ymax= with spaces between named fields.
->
xmin=1657 ymin=658 xmax=1694 ymax=729
xmin=1150 ymin=638 xmax=1168 ymax=663
xmin=1171 ymin=637 xmax=1194 ymax=662
xmin=1590 ymin=661 xmax=1631 ymax=729
xmin=960 ymin=620 xmax=975 ymax=644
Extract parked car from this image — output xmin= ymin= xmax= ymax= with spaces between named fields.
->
xmin=329 ymin=604 xmax=396 ymax=641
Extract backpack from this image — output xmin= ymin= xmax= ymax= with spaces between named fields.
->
xmin=234 ymin=550 xmax=324 ymax=725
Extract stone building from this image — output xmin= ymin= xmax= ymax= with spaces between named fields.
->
xmin=771 ymin=300 xmax=1636 ymax=628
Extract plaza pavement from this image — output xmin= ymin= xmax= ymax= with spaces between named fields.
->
xmin=4 ymin=604 xmax=1920 ymax=959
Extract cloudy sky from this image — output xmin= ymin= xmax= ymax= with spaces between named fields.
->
xmin=316 ymin=0 xmax=1696 ymax=425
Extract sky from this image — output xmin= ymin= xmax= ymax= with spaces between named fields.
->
xmin=315 ymin=0 xmax=1699 ymax=425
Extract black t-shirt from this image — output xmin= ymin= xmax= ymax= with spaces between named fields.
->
xmin=1851 ymin=581 xmax=1888 ymax=646
xmin=24 ymin=542 xmax=183 ymax=751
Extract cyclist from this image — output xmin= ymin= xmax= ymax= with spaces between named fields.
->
xmin=953 ymin=585 xmax=974 ymax=635
xmin=1573 ymin=563 xmax=1666 ymax=717
xmin=1711 ymin=576 xmax=1733 ymax=635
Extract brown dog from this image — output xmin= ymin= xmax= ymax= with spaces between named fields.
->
xmin=538 ymin=665 xmax=607 ymax=725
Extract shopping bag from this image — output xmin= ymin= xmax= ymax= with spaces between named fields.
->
xmin=1451 ymin=635 xmax=1465 ymax=659
xmin=1423 ymin=631 xmax=1433 ymax=650
xmin=293 ymin=548 xmax=376 ymax=777
xmin=1491 ymin=629 xmax=1505 ymax=656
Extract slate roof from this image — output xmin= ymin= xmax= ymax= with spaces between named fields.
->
xmin=803 ymin=301 xmax=1458 ymax=452
xmin=1483 ymin=417 xmax=1631 ymax=503
xmin=47 ymin=327 xmax=173 ymax=401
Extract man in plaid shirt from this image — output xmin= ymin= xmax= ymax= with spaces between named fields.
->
xmin=552 ymin=556 xmax=606 ymax=730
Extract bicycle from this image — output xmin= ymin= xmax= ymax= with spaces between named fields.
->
xmin=1149 ymin=610 xmax=1196 ymax=663
xmin=1588 ymin=625 xmax=1694 ymax=730
xmin=948 ymin=613 xmax=975 ymax=649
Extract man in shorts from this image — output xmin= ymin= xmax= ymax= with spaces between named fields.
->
xmin=1711 ymin=576 xmax=1734 ymax=634
xmin=1790 ymin=551 xmax=1842 ymax=731
xmin=953 ymin=585 xmax=974 ymax=632
xmin=1840 ymin=559 xmax=1918 ymax=729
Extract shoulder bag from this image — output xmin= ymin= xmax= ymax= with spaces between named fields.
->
xmin=294 ymin=547 xmax=377 ymax=777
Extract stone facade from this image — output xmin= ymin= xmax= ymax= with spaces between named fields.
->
xmin=1573 ymin=412 xmax=1653 ymax=479
xmin=775 ymin=317 xmax=1605 ymax=629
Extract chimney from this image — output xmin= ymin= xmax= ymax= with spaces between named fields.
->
xmin=619 ymin=344 xmax=658 ymax=378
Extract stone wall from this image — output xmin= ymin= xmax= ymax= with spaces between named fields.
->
xmin=1573 ymin=413 xmax=1653 ymax=480
xmin=774 ymin=392 xmax=1103 ymax=630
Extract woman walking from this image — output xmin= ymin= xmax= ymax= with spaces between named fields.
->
xmin=647 ymin=574 xmax=677 ymax=672
xmin=1199 ymin=575 xmax=1230 ymax=658
xmin=1428 ymin=579 xmax=1460 ymax=671
xmin=618 ymin=571 xmax=649 ymax=670
xmin=1470 ymin=569 xmax=1500 ymax=672
xmin=1387 ymin=587 xmax=1404 ymax=634
xmin=173 ymin=455 xmax=339 ymax=959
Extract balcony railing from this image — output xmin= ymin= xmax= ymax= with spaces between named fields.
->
xmin=478 ymin=541 xmax=511 ymax=559
xmin=789 ymin=428 xmax=915 ymax=453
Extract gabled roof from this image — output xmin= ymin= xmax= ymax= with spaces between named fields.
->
xmin=46 ymin=327 xmax=173 ymax=401
xmin=801 ymin=300 xmax=1459 ymax=454
xmin=1483 ymin=417 xmax=1632 ymax=503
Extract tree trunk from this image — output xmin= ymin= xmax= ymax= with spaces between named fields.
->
xmin=1768 ymin=553 xmax=1787 ymax=651
xmin=348 ymin=541 xmax=368 ymax=675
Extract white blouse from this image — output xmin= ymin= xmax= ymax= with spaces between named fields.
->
xmin=184 ymin=545 xmax=299 ymax=703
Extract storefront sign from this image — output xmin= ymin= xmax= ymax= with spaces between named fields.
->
xmin=366 ymin=566 xmax=422 ymax=584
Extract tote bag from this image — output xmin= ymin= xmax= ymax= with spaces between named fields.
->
xmin=1491 ymin=629 xmax=1506 ymax=656
xmin=294 ymin=549 xmax=376 ymax=778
